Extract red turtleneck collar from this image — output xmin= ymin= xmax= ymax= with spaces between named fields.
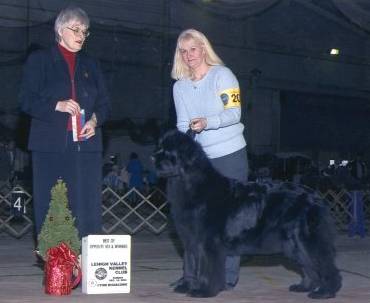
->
xmin=58 ymin=43 xmax=78 ymax=132
xmin=58 ymin=43 xmax=76 ymax=78
xmin=58 ymin=43 xmax=76 ymax=60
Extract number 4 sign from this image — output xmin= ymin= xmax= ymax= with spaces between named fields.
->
xmin=11 ymin=187 xmax=30 ymax=218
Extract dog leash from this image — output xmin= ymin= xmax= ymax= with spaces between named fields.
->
xmin=186 ymin=129 xmax=196 ymax=140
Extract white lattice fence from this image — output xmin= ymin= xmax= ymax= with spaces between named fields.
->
xmin=101 ymin=186 xmax=169 ymax=234
xmin=0 ymin=184 xmax=369 ymax=238
xmin=320 ymin=189 xmax=353 ymax=231
xmin=362 ymin=191 xmax=370 ymax=228
xmin=319 ymin=189 xmax=369 ymax=233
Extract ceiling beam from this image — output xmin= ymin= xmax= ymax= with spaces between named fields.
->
xmin=294 ymin=0 xmax=369 ymax=38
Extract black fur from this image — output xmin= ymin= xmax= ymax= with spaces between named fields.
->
xmin=153 ymin=130 xmax=342 ymax=299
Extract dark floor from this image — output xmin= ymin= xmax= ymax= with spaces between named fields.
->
xmin=0 ymin=231 xmax=369 ymax=303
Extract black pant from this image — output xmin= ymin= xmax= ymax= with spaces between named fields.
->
xmin=210 ymin=147 xmax=248 ymax=287
xmin=32 ymin=146 xmax=102 ymax=238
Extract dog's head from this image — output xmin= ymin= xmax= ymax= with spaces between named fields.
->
xmin=152 ymin=129 xmax=208 ymax=178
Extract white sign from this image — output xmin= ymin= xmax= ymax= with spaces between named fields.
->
xmin=82 ymin=235 xmax=131 ymax=294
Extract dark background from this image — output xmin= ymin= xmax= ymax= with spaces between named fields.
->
xmin=0 ymin=0 xmax=370 ymax=164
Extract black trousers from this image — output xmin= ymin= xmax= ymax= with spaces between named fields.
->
xmin=32 ymin=143 xmax=102 ymax=238
xmin=210 ymin=147 xmax=248 ymax=287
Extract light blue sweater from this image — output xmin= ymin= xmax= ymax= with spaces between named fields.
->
xmin=173 ymin=65 xmax=246 ymax=159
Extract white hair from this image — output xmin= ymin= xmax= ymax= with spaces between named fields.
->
xmin=54 ymin=6 xmax=90 ymax=42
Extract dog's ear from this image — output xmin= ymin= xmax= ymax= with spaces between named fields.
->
xmin=185 ymin=129 xmax=196 ymax=140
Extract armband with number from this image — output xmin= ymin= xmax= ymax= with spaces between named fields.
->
xmin=219 ymin=88 xmax=241 ymax=109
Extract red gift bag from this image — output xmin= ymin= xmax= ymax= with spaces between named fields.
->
xmin=44 ymin=242 xmax=81 ymax=295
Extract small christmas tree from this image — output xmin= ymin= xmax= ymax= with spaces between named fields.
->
xmin=37 ymin=179 xmax=80 ymax=259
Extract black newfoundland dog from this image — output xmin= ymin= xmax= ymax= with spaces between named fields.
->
xmin=153 ymin=130 xmax=342 ymax=299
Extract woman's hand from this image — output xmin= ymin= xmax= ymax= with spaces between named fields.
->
xmin=55 ymin=99 xmax=80 ymax=116
xmin=80 ymin=119 xmax=97 ymax=139
xmin=190 ymin=118 xmax=207 ymax=133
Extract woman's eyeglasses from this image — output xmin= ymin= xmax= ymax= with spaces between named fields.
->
xmin=66 ymin=27 xmax=90 ymax=38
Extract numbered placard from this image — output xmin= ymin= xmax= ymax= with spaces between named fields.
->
xmin=11 ymin=187 xmax=28 ymax=218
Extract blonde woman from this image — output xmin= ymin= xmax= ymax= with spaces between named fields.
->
xmin=171 ymin=29 xmax=248 ymax=290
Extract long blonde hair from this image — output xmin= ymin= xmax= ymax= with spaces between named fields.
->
xmin=171 ymin=29 xmax=223 ymax=80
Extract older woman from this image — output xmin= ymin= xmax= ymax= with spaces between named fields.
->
xmin=171 ymin=29 xmax=248 ymax=290
xmin=19 ymin=6 xmax=110 ymax=238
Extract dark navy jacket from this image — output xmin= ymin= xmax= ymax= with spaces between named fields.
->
xmin=19 ymin=45 xmax=111 ymax=152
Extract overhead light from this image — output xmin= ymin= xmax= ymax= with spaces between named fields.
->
xmin=330 ymin=48 xmax=340 ymax=56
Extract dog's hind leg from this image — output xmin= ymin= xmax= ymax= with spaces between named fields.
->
xmin=304 ymin=208 xmax=342 ymax=299
xmin=303 ymin=242 xmax=342 ymax=299
xmin=286 ymin=222 xmax=341 ymax=298
xmin=305 ymin=238 xmax=342 ymax=299
xmin=283 ymin=234 xmax=318 ymax=293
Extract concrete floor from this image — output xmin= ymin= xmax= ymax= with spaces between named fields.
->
xmin=0 ymin=232 xmax=369 ymax=303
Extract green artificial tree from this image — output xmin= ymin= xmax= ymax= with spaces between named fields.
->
xmin=37 ymin=179 xmax=80 ymax=259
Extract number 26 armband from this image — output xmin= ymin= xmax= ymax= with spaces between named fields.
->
xmin=219 ymin=88 xmax=241 ymax=109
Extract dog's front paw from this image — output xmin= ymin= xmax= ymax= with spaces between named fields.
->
xmin=289 ymin=283 xmax=312 ymax=293
xmin=171 ymin=277 xmax=189 ymax=293
xmin=174 ymin=283 xmax=189 ymax=294
xmin=187 ymin=288 xmax=218 ymax=298
xmin=170 ymin=277 xmax=184 ymax=288
xmin=308 ymin=288 xmax=336 ymax=299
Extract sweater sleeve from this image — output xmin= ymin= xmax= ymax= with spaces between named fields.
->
xmin=205 ymin=67 xmax=242 ymax=130
xmin=173 ymin=82 xmax=190 ymax=133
